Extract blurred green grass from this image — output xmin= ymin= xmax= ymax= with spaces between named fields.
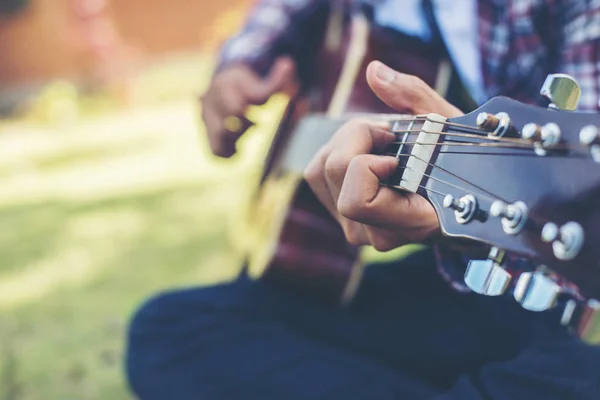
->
xmin=0 ymin=54 xmax=282 ymax=399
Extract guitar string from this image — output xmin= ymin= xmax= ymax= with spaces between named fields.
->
xmin=388 ymin=129 xmax=585 ymax=151
xmin=379 ymin=164 xmax=562 ymax=234
xmin=382 ymin=153 xmax=557 ymax=225
xmin=390 ymin=116 xmax=592 ymax=150
xmin=390 ymin=128 xmax=529 ymax=144
xmin=388 ymin=116 xmax=524 ymax=142
xmin=382 ymin=161 xmax=502 ymax=203
xmin=334 ymin=116 xmax=586 ymax=220
xmin=388 ymin=140 xmax=536 ymax=150
xmin=384 ymin=152 xmax=510 ymax=203
xmin=385 ymin=161 xmax=560 ymax=232
xmin=383 ymin=182 xmax=446 ymax=197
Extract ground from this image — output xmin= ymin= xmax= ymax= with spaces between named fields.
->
xmin=0 ymin=53 xmax=286 ymax=399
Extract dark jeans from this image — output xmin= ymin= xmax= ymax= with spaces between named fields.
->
xmin=125 ymin=249 xmax=600 ymax=399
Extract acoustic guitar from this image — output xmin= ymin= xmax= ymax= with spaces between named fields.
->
xmin=241 ymin=10 xmax=454 ymax=305
xmin=246 ymin=71 xmax=600 ymax=336
xmin=240 ymin=11 xmax=600 ymax=341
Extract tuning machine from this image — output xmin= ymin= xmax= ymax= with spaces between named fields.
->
xmin=443 ymin=194 xmax=485 ymax=224
xmin=521 ymin=122 xmax=562 ymax=156
xmin=464 ymin=247 xmax=512 ymax=296
xmin=476 ymin=112 xmax=518 ymax=138
xmin=490 ymin=200 xmax=528 ymax=235
xmin=579 ymin=125 xmax=600 ymax=163
xmin=540 ymin=73 xmax=581 ymax=111
xmin=513 ymin=267 xmax=561 ymax=312
xmin=541 ymin=221 xmax=585 ymax=261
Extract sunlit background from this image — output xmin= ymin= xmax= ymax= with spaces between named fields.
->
xmin=0 ymin=1 xmax=290 ymax=398
xmin=4 ymin=1 xmax=600 ymax=399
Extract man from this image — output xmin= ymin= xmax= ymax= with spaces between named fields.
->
xmin=126 ymin=1 xmax=600 ymax=399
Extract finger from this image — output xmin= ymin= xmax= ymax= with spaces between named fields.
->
xmin=324 ymin=120 xmax=395 ymax=202
xmin=201 ymin=103 xmax=223 ymax=149
xmin=341 ymin=220 xmax=371 ymax=247
xmin=366 ymin=61 xmax=463 ymax=118
xmin=243 ymin=57 xmax=297 ymax=105
xmin=202 ymin=105 xmax=240 ymax=158
xmin=304 ymin=144 xmax=339 ymax=219
xmin=305 ymin=144 xmax=371 ymax=247
xmin=364 ymin=226 xmax=409 ymax=252
xmin=337 ymin=154 xmax=438 ymax=235
xmin=212 ymin=82 xmax=250 ymax=121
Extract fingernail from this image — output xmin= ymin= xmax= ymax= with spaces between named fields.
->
xmin=375 ymin=62 xmax=395 ymax=84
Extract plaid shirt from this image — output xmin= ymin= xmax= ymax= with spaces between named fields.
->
xmin=218 ymin=0 xmax=600 ymax=306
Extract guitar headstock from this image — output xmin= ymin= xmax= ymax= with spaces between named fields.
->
xmin=392 ymin=74 xmax=600 ymax=307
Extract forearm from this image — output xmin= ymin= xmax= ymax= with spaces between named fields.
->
xmin=216 ymin=0 xmax=331 ymax=80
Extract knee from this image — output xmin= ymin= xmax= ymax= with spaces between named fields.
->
xmin=128 ymin=290 xmax=179 ymax=336
xmin=124 ymin=284 xmax=242 ymax=394
xmin=125 ymin=289 xmax=198 ymax=395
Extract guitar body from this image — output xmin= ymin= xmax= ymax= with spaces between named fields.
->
xmin=244 ymin=16 xmax=446 ymax=304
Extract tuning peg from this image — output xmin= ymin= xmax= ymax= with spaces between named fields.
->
xmin=560 ymin=299 xmax=578 ymax=326
xmin=490 ymin=200 xmax=528 ymax=235
xmin=464 ymin=247 xmax=511 ymax=296
xmin=541 ymin=221 xmax=585 ymax=261
xmin=579 ymin=125 xmax=600 ymax=163
xmin=513 ymin=269 xmax=561 ymax=312
xmin=521 ymin=123 xmax=542 ymax=141
xmin=476 ymin=112 xmax=518 ymax=137
xmin=522 ymin=122 xmax=562 ymax=156
xmin=443 ymin=194 xmax=479 ymax=224
xmin=540 ymin=73 xmax=581 ymax=111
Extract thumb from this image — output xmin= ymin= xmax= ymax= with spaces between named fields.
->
xmin=366 ymin=61 xmax=462 ymax=118
xmin=246 ymin=57 xmax=297 ymax=104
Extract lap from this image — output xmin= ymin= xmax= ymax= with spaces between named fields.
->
xmin=125 ymin=278 xmax=440 ymax=400
xmin=126 ymin=249 xmax=592 ymax=399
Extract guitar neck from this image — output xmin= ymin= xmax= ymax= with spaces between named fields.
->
xmin=383 ymin=115 xmax=447 ymax=199
xmin=277 ymin=113 xmax=426 ymax=175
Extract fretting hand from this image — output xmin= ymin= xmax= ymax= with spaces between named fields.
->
xmin=304 ymin=61 xmax=463 ymax=251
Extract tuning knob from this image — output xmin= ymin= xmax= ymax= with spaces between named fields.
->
xmin=579 ymin=125 xmax=600 ymax=163
xmin=541 ymin=221 xmax=585 ymax=261
xmin=490 ymin=200 xmax=528 ymax=235
xmin=464 ymin=247 xmax=511 ymax=296
xmin=443 ymin=194 xmax=479 ymax=224
xmin=513 ymin=269 xmax=561 ymax=312
xmin=540 ymin=74 xmax=581 ymax=111
xmin=476 ymin=112 xmax=517 ymax=137
xmin=522 ymin=122 xmax=562 ymax=156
